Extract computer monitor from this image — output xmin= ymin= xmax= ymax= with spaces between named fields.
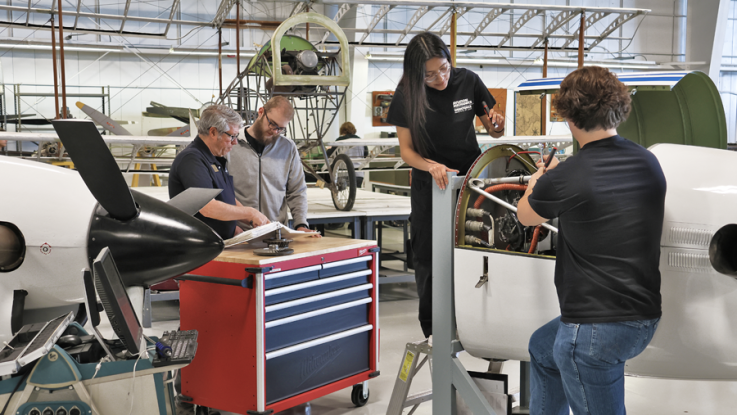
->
xmin=82 ymin=270 xmax=101 ymax=328
xmin=92 ymin=247 xmax=144 ymax=355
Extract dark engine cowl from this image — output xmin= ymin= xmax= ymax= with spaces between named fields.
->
xmin=88 ymin=190 xmax=224 ymax=287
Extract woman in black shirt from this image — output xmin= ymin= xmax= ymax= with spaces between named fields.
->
xmin=386 ymin=32 xmax=505 ymax=338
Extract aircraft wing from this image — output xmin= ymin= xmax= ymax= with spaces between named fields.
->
xmin=325 ymin=134 xmax=573 ymax=147
xmin=0 ymin=131 xmax=193 ymax=146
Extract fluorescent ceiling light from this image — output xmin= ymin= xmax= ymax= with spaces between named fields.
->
xmin=169 ymin=50 xmax=256 ymax=57
xmin=0 ymin=43 xmax=122 ymax=52
xmin=0 ymin=43 xmax=256 ymax=57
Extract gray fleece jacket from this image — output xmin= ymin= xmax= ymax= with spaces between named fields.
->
xmin=228 ymin=127 xmax=309 ymax=229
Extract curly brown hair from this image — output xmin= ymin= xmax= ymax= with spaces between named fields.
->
xmin=339 ymin=122 xmax=357 ymax=136
xmin=553 ymin=66 xmax=631 ymax=132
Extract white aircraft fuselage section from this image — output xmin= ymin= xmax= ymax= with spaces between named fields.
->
xmin=1 ymin=156 xmax=96 ymax=309
xmin=454 ymin=144 xmax=737 ymax=380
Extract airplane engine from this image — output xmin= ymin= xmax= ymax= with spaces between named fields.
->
xmin=0 ymin=120 xmax=224 ymax=344
xmin=453 ymin=143 xmax=737 ymax=380
xmin=0 ymin=156 xmax=223 ymax=308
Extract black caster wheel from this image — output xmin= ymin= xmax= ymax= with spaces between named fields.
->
xmin=351 ymin=384 xmax=369 ymax=407
xmin=195 ymin=406 xmax=219 ymax=415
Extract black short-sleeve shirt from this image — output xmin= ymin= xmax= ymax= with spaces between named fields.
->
xmin=169 ymin=137 xmax=236 ymax=239
xmin=386 ymin=67 xmax=496 ymax=178
xmin=528 ymin=136 xmax=666 ymax=323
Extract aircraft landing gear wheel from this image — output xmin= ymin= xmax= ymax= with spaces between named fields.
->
xmin=331 ymin=153 xmax=356 ymax=211
xmin=350 ymin=383 xmax=369 ymax=407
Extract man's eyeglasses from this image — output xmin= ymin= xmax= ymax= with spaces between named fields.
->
xmin=220 ymin=131 xmax=239 ymax=143
xmin=264 ymin=112 xmax=288 ymax=135
xmin=424 ymin=62 xmax=451 ymax=84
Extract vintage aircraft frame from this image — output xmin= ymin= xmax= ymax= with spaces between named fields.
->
xmin=218 ymin=12 xmax=359 ymax=210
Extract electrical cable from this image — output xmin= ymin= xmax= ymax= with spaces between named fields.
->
xmin=0 ymin=367 xmax=31 ymax=415
xmin=528 ymin=225 xmax=542 ymax=254
xmin=166 ymin=25 xmax=205 ymax=42
xmin=600 ymin=15 xmax=648 ymax=55
xmin=127 ymin=345 xmax=155 ymax=415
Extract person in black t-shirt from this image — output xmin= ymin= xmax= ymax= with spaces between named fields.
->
xmin=386 ymin=32 xmax=505 ymax=339
xmin=517 ymin=66 xmax=666 ymax=415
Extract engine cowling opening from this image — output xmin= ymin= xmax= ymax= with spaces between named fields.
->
xmin=0 ymin=222 xmax=25 ymax=272
xmin=709 ymin=224 xmax=737 ymax=276
xmin=455 ymin=145 xmax=555 ymax=256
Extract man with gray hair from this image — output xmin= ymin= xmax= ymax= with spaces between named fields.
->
xmin=169 ymin=104 xmax=269 ymax=239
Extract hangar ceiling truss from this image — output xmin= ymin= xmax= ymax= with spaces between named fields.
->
xmin=0 ymin=1 xmax=649 ymax=51
xmin=0 ymin=0 xmax=197 ymax=39
xmin=310 ymin=0 xmax=651 ymax=52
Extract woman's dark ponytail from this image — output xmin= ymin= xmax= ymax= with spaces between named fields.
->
xmin=396 ymin=32 xmax=452 ymax=158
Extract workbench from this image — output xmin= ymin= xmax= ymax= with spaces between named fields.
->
xmin=178 ymin=237 xmax=380 ymax=414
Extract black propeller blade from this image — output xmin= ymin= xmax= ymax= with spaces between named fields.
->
xmin=52 ymin=119 xmax=138 ymax=221
xmin=165 ymin=188 xmax=223 ymax=216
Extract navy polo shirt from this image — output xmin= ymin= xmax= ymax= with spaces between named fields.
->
xmin=169 ymin=136 xmax=237 ymax=239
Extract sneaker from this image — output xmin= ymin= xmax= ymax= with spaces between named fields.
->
xmin=427 ymin=335 xmax=432 ymax=347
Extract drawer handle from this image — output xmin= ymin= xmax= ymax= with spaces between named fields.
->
xmin=265 ymin=297 xmax=372 ymax=329
xmin=265 ymin=283 xmax=373 ymax=313
xmin=265 ymin=325 xmax=373 ymax=360
xmin=265 ymin=265 xmax=322 ymax=281
xmin=321 ymin=255 xmax=372 ymax=270
xmin=265 ymin=270 xmax=372 ymax=297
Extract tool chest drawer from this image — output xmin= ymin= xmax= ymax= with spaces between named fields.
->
xmin=264 ymin=270 xmax=372 ymax=306
xmin=265 ymin=299 xmax=371 ymax=352
xmin=264 ymin=265 xmax=321 ymax=290
xmin=265 ymin=283 xmax=373 ymax=322
xmin=265 ymin=327 xmax=371 ymax=404
xmin=319 ymin=256 xmax=372 ymax=278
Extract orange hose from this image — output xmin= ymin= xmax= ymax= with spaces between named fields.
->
xmin=473 ymin=184 xmax=528 ymax=209
xmin=528 ymin=225 xmax=542 ymax=254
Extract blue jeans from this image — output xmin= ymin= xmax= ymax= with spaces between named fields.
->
xmin=528 ymin=316 xmax=660 ymax=415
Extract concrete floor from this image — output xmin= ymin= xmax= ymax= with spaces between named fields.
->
xmin=143 ymin=282 xmax=737 ymax=415
xmin=97 ymin=225 xmax=737 ymax=414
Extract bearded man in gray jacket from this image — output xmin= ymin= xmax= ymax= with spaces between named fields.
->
xmin=230 ymin=96 xmax=317 ymax=234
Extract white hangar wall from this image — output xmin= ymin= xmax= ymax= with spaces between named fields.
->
xmin=0 ymin=0 xmax=728 ymax=142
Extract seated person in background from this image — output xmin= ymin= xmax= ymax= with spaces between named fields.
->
xmin=0 ymin=139 xmax=6 ymax=151
xmin=327 ymin=121 xmax=367 ymax=188
xmin=230 ymin=96 xmax=319 ymax=236
xmin=169 ymin=104 xmax=269 ymax=240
